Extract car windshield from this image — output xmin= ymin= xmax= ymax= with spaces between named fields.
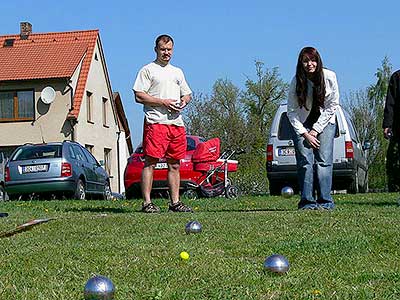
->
xmin=11 ymin=145 xmax=62 ymax=161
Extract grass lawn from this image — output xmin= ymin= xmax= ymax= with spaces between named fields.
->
xmin=0 ymin=193 xmax=399 ymax=299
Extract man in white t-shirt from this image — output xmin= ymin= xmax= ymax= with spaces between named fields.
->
xmin=133 ymin=34 xmax=193 ymax=213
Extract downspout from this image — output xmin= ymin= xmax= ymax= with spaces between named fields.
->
xmin=66 ymin=80 xmax=75 ymax=141
xmin=116 ymin=131 xmax=121 ymax=194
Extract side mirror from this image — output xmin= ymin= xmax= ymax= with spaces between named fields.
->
xmin=99 ymin=160 xmax=105 ymax=166
xmin=363 ymin=142 xmax=371 ymax=150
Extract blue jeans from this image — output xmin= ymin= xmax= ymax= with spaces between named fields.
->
xmin=293 ymin=123 xmax=336 ymax=208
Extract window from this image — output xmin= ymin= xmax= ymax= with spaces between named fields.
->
xmin=11 ymin=145 xmax=62 ymax=161
xmin=67 ymin=145 xmax=76 ymax=159
xmin=102 ymin=97 xmax=108 ymax=126
xmin=83 ymin=147 xmax=99 ymax=166
xmin=278 ymin=113 xmax=296 ymax=140
xmin=85 ymin=144 xmax=94 ymax=154
xmin=104 ymin=148 xmax=112 ymax=175
xmin=72 ymin=145 xmax=87 ymax=162
xmin=0 ymin=90 xmax=34 ymax=121
xmin=86 ymin=91 xmax=93 ymax=123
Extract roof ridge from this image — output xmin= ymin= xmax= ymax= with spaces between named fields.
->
xmin=0 ymin=29 xmax=99 ymax=39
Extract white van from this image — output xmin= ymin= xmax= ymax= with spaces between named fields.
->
xmin=266 ymin=103 xmax=369 ymax=195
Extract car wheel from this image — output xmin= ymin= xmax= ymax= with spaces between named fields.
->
xmin=103 ymin=182 xmax=112 ymax=200
xmin=0 ymin=185 xmax=6 ymax=201
xmin=348 ymin=170 xmax=359 ymax=194
xmin=74 ymin=179 xmax=86 ymax=200
xmin=182 ymin=189 xmax=198 ymax=200
xmin=269 ymin=183 xmax=281 ymax=196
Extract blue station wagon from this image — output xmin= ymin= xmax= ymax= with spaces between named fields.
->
xmin=5 ymin=141 xmax=112 ymax=200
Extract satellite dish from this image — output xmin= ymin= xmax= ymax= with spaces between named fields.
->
xmin=41 ymin=86 xmax=56 ymax=104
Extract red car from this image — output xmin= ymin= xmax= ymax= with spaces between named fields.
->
xmin=124 ymin=135 xmax=206 ymax=199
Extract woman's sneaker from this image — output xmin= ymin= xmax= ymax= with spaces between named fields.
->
xmin=169 ymin=201 xmax=193 ymax=213
xmin=141 ymin=202 xmax=161 ymax=213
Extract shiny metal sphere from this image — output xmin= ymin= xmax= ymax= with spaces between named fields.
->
xmin=185 ymin=221 xmax=202 ymax=234
xmin=263 ymin=254 xmax=290 ymax=274
xmin=281 ymin=186 xmax=294 ymax=198
xmin=84 ymin=275 xmax=115 ymax=300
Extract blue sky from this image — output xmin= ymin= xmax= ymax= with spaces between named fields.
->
xmin=2 ymin=0 xmax=400 ymax=147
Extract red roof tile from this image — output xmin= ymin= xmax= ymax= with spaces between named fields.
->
xmin=0 ymin=29 xmax=99 ymax=119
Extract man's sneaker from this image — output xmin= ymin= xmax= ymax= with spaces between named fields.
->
xmin=169 ymin=201 xmax=193 ymax=213
xmin=141 ymin=202 xmax=161 ymax=213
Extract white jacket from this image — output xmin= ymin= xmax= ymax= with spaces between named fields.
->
xmin=287 ymin=68 xmax=339 ymax=135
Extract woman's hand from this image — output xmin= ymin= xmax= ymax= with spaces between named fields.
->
xmin=303 ymin=131 xmax=320 ymax=149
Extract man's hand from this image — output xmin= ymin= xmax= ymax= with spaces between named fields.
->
xmin=162 ymin=99 xmax=182 ymax=112
xmin=303 ymin=131 xmax=320 ymax=149
xmin=384 ymin=128 xmax=393 ymax=139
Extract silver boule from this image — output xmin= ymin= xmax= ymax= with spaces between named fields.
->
xmin=185 ymin=220 xmax=202 ymax=234
xmin=263 ymin=254 xmax=290 ymax=274
xmin=281 ymin=186 xmax=294 ymax=198
xmin=84 ymin=275 xmax=115 ymax=300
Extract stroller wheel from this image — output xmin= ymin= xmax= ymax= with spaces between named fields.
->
xmin=226 ymin=185 xmax=239 ymax=198
xmin=182 ymin=189 xmax=198 ymax=200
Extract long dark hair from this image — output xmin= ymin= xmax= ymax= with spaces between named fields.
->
xmin=295 ymin=47 xmax=325 ymax=110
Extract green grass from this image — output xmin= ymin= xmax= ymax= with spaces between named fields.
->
xmin=0 ymin=193 xmax=399 ymax=299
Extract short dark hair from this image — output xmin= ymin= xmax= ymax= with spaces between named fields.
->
xmin=155 ymin=34 xmax=174 ymax=48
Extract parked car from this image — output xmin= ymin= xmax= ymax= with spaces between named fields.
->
xmin=124 ymin=135 xmax=205 ymax=199
xmin=266 ymin=103 xmax=369 ymax=195
xmin=0 ymin=152 xmax=7 ymax=201
xmin=5 ymin=141 xmax=112 ymax=200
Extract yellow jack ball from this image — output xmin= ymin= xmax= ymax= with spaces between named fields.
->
xmin=180 ymin=251 xmax=189 ymax=260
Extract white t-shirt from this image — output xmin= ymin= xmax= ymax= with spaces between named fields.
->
xmin=133 ymin=61 xmax=192 ymax=126
xmin=287 ymin=68 xmax=339 ymax=135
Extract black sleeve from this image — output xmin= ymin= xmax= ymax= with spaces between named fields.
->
xmin=383 ymin=72 xmax=399 ymax=129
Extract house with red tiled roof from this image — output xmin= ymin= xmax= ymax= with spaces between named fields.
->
xmin=0 ymin=22 xmax=132 ymax=194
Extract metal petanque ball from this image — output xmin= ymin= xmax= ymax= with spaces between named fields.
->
xmin=263 ymin=254 xmax=290 ymax=274
xmin=185 ymin=220 xmax=202 ymax=234
xmin=84 ymin=275 xmax=115 ymax=300
xmin=281 ymin=186 xmax=294 ymax=198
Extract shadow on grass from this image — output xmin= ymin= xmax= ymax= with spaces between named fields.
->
xmin=205 ymin=208 xmax=294 ymax=213
xmin=65 ymin=207 xmax=132 ymax=214
xmin=341 ymin=201 xmax=398 ymax=207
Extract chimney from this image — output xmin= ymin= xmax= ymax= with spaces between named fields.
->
xmin=20 ymin=22 xmax=32 ymax=40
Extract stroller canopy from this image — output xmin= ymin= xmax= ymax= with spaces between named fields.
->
xmin=192 ymin=138 xmax=220 ymax=163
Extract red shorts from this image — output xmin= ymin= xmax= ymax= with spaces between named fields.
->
xmin=142 ymin=123 xmax=187 ymax=160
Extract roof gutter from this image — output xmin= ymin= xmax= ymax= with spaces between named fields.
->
xmin=65 ymin=79 xmax=76 ymax=141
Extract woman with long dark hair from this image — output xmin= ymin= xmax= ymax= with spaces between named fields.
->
xmin=287 ymin=47 xmax=339 ymax=210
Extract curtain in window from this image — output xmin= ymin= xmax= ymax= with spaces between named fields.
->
xmin=17 ymin=91 xmax=34 ymax=118
xmin=0 ymin=92 xmax=14 ymax=119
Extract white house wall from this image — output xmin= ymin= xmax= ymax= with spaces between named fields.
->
xmin=118 ymin=130 xmax=129 ymax=193
xmin=75 ymin=40 xmax=119 ymax=192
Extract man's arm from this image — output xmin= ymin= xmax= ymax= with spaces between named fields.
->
xmin=383 ymin=72 xmax=399 ymax=138
xmin=180 ymin=94 xmax=191 ymax=109
xmin=134 ymin=91 xmax=180 ymax=111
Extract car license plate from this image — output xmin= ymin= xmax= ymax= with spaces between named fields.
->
xmin=278 ymin=147 xmax=295 ymax=156
xmin=22 ymin=164 xmax=48 ymax=173
xmin=155 ymin=162 xmax=168 ymax=169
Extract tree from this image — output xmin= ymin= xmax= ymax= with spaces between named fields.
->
xmin=185 ymin=79 xmax=247 ymax=150
xmin=241 ymin=61 xmax=288 ymax=151
xmin=344 ymin=56 xmax=392 ymax=189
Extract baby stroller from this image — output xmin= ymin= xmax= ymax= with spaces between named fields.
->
xmin=183 ymin=138 xmax=241 ymax=200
